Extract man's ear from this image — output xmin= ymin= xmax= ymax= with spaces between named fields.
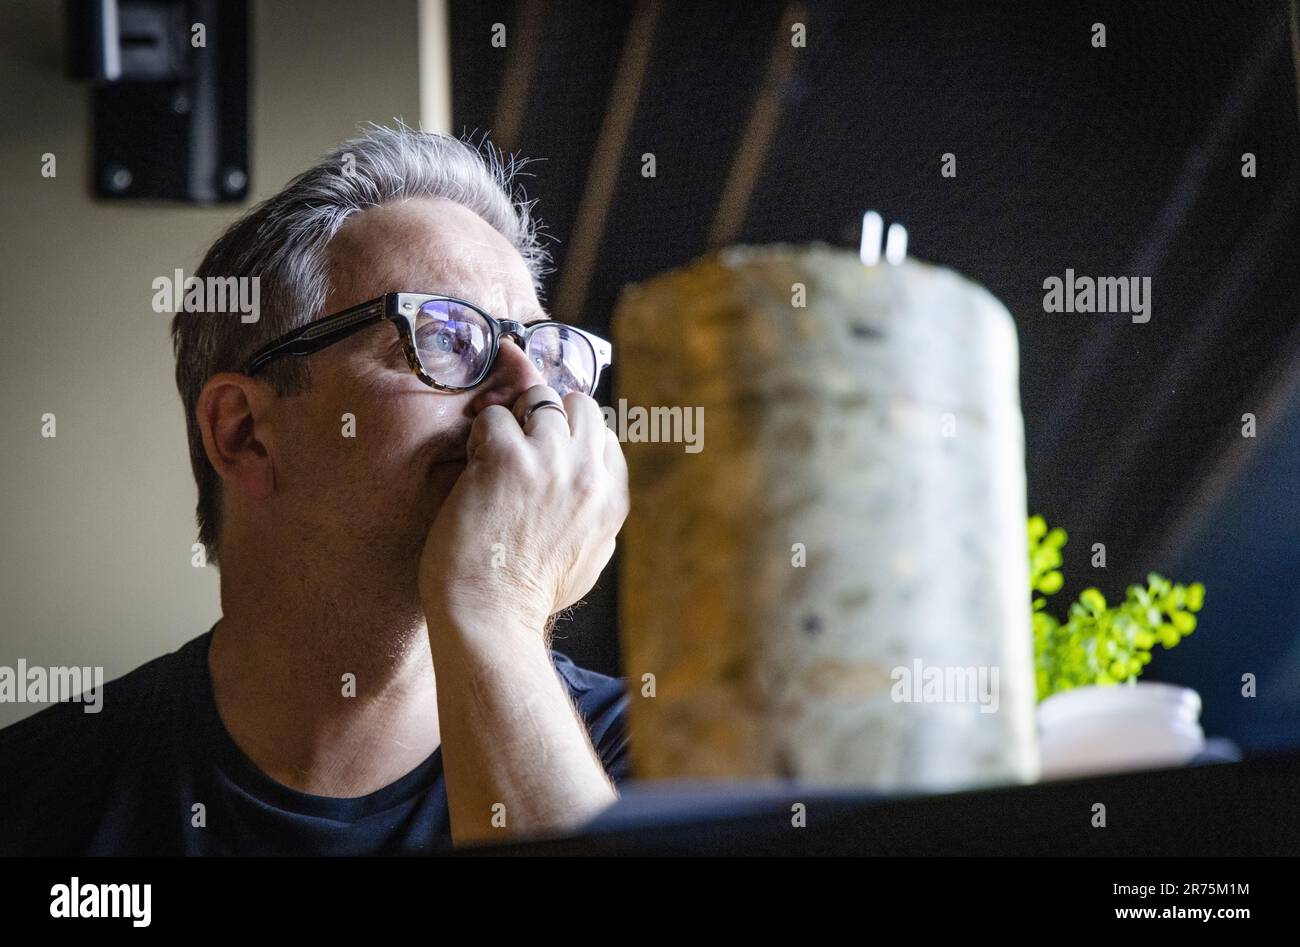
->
xmin=196 ymin=373 xmax=277 ymax=503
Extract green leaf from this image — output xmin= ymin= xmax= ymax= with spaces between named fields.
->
xmin=1026 ymin=515 xmax=1207 ymax=702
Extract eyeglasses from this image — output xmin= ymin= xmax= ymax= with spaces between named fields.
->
xmin=243 ymin=292 xmax=613 ymax=396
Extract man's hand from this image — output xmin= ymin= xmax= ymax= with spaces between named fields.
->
xmin=417 ymin=384 xmax=629 ymax=845
xmin=418 ymin=384 xmax=628 ymax=632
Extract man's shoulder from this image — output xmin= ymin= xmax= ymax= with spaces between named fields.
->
xmin=548 ymin=649 xmax=632 ymax=783
xmin=549 ymin=649 xmax=625 ymax=697
xmin=0 ymin=633 xmax=205 ymax=786
xmin=0 ymin=633 xmax=209 ymax=855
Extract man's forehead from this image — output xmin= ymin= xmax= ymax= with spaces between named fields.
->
xmin=418 ymin=255 xmax=543 ymax=317
xmin=419 ymin=253 xmax=517 ymax=292
xmin=330 ymin=237 xmax=541 ymax=316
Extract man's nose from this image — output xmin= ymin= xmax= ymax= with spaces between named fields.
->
xmin=465 ymin=335 xmax=549 ymax=416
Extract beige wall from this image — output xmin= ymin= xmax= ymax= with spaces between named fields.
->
xmin=0 ymin=0 xmax=420 ymax=726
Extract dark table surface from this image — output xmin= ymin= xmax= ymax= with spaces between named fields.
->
xmin=469 ymin=747 xmax=1300 ymax=856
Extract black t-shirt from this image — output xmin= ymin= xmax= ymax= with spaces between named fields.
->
xmin=0 ymin=628 xmax=631 ymax=855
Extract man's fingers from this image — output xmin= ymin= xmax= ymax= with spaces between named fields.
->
xmin=466 ymin=403 xmax=525 ymax=461
xmin=603 ymin=426 xmax=628 ymax=483
xmin=561 ymin=391 xmax=607 ymax=465
xmin=513 ymin=385 xmax=570 ymax=439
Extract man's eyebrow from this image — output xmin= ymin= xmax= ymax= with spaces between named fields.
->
xmin=428 ymin=286 xmax=548 ymax=322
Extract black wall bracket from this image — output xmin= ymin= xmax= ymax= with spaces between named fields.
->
xmin=66 ymin=0 xmax=249 ymax=203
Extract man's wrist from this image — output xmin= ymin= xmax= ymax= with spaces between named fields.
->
xmin=423 ymin=594 xmax=550 ymax=653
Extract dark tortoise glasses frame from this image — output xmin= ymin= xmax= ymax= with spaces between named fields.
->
xmin=243 ymin=292 xmax=613 ymax=395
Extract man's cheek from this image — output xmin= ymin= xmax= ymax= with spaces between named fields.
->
xmin=419 ymin=413 xmax=475 ymax=467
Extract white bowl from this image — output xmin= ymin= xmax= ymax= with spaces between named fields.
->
xmin=1037 ymin=682 xmax=1205 ymax=780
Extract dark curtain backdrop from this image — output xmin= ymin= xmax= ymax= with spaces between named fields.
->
xmin=448 ymin=0 xmax=1300 ymax=752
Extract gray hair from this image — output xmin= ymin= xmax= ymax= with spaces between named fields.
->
xmin=172 ymin=123 xmax=552 ymax=564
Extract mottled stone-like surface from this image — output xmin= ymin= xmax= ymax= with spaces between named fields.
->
xmin=613 ymin=244 xmax=1039 ymax=792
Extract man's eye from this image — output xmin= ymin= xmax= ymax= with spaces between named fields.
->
xmin=532 ymin=338 xmax=564 ymax=364
xmin=418 ymin=323 xmax=456 ymax=350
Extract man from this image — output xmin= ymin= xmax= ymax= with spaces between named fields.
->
xmin=0 ymin=125 xmax=632 ymax=854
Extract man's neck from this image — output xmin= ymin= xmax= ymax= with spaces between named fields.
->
xmin=208 ymin=559 xmax=441 ymax=798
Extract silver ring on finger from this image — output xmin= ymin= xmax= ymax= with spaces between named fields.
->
xmin=521 ymin=400 xmax=567 ymax=427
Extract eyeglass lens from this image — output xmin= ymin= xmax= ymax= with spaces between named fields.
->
xmin=525 ymin=324 xmax=597 ymax=396
xmin=415 ymin=300 xmax=597 ymax=394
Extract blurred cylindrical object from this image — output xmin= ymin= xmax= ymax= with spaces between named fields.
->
xmin=613 ymin=243 xmax=1038 ymax=792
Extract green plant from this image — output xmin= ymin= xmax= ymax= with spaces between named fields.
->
xmin=1028 ymin=515 xmax=1205 ymax=702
